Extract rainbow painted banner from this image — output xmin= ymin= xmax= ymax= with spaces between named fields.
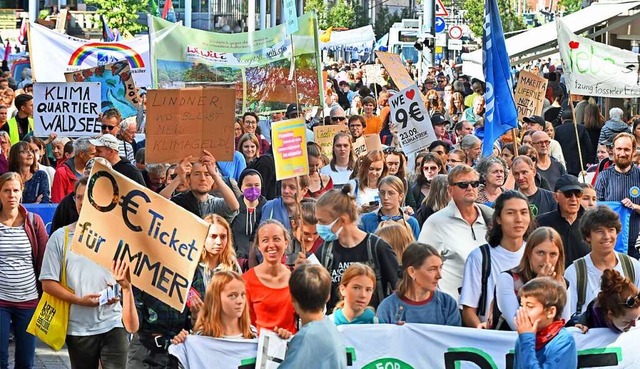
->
xmin=29 ymin=22 xmax=151 ymax=88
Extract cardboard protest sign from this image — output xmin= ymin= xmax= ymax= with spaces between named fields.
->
xmin=514 ymin=70 xmax=548 ymax=120
xmin=145 ymin=87 xmax=236 ymax=163
xmin=313 ymin=125 xmax=344 ymax=159
xmin=65 ymin=60 xmax=140 ymax=119
xmin=364 ymin=134 xmax=383 ymax=152
xmin=353 ymin=136 xmax=368 ymax=157
xmin=389 ymin=84 xmax=436 ymax=154
xmin=71 ymin=162 xmax=210 ymax=311
xmin=272 ymin=118 xmax=309 ymax=181
xmin=375 ymin=51 xmax=414 ymax=90
xmin=33 ymin=82 xmax=102 ymax=137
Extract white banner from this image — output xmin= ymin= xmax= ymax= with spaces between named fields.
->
xmin=389 ymin=84 xmax=436 ymax=154
xmin=320 ymin=26 xmax=375 ymax=54
xmin=557 ymin=19 xmax=640 ymax=97
xmin=33 ymin=82 xmax=102 ymax=137
xmin=169 ymin=323 xmax=640 ymax=368
xmin=29 ymin=22 xmax=152 ymax=88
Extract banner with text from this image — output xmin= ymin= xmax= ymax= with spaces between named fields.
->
xmin=33 ymin=82 xmax=102 ymax=137
xmin=319 ymin=26 xmax=375 ymax=55
xmin=70 ymin=163 xmax=211 ymax=311
xmin=145 ymin=87 xmax=236 ymax=163
xmin=558 ymin=19 xmax=640 ymax=97
xmin=29 ymin=22 xmax=151 ymax=87
xmin=314 ymin=125 xmax=345 ymax=159
xmin=389 ymin=84 xmax=436 ymax=154
xmin=168 ymin=324 xmax=640 ymax=368
xmin=272 ymin=118 xmax=309 ymax=181
xmin=514 ymin=70 xmax=548 ymax=120
xmin=65 ymin=60 xmax=140 ymax=118
xmin=149 ymin=13 xmax=322 ymax=113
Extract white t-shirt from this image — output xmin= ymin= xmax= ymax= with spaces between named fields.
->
xmin=348 ymin=180 xmax=380 ymax=207
xmin=418 ymin=201 xmax=491 ymax=301
xmin=496 ymin=271 xmax=572 ymax=330
xmin=320 ymin=164 xmax=353 ymax=188
xmin=459 ymin=243 xmax=525 ymax=322
xmin=39 ymin=227 xmax=123 ymax=336
xmin=565 ymin=253 xmax=640 ymax=316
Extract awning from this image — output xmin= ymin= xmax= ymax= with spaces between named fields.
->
xmin=461 ymin=1 xmax=640 ymax=80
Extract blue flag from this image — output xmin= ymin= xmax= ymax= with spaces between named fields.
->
xmin=599 ymin=201 xmax=632 ymax=254
xmin=478 ymin=0 xmax=518 ymax=157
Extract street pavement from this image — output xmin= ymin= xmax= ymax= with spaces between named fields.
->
xmin=8 ymin=339 xmax=71 ymax=369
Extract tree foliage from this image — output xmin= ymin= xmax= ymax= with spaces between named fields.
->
xmin=86 ymin=0 xmax=149 ymax=34
xmin=558 ymin=0 xmax=582 ymax=15
xmin=374 ymin=6 xmax=404 ymax=39
xmin=305 ymin=0 xmax=371 ymax=30
xmin=463 ymin=0 xmax=526 ymax=38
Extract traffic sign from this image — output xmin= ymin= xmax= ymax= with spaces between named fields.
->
xmin=435 ymin=17 xmax=446 ymax=33
xmin=448 ymin=39 xmax=463 ymax=50
xmin=435 ymin=0 xmax=449 ymax=16
xmin=448 ymin=25 xmax=463 ymax=40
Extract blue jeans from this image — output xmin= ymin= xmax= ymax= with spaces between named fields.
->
xmin=0 ymin=306 xmax=36 ymax=369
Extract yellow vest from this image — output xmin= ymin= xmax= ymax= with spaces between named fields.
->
xmin=7 ymin=116 xmax=34 ymax=145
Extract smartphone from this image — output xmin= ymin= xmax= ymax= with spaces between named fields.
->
xmin=368 ymin=201 xmax=380 ymax=207
xmin=186 ymin=287 xmax=201 ymax=308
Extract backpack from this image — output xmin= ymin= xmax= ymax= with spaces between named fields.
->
xmin=487 ymin=271 xmax=524 ymax=331
xmin=320 ymin=234 xmax=385 ymax=306
xmin=574 ymin=252 xmax=636 ymax=315
xmin=472 ymin=205 xmax=495 ymax=318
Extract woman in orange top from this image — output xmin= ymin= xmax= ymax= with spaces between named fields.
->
xmin=243 ymin=219 xmax=298 ymax=334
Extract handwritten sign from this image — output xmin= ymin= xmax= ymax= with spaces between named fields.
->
xmin=145 ymin=87 xmax=236 ymax=163
xmin=389 ymin=84 xmax=436 ymax=154
xmin=283 ymin=0 xmax=298 ymax=35
xmin=375 ymin=51 xmax=414 ymax=90
xmin=272 ymin=118 xmax=309 ymax=181
xmin=0 ymin=10 xmax=16 ymax=29
xmin=364 ymin=134 xmax=383 ymax=152
xmin=363 ymin=64 xmax=386 ymax=86
xmin=65 ymin=60 xmax=140 ymax=119
xmin=71 ymin=163 xmax=211 ymax=311
xmin=313 ymin=125 xmax=344 ymax=159
xmin=33 ymin=82 xmax=102 ymax=137
xmin=353 ymin=136 xmax=368 ymax=157
xmin=514 ymin=70 xmax=548 ymax=120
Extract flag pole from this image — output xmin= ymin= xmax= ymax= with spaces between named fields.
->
xmin=511 ymin=128 xmax=519 ymax=154
xmin=568 ymin=94 xmax=586 ymax=182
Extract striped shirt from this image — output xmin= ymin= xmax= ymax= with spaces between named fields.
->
xmin=0 ymin=223 xmax=38 ymax=302
xmin=118 ymin=139 xmax=135 ymax=165
xmin=595 ymin=165 xmax=640 ymax=251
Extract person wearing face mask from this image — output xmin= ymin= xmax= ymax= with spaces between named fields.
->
xmin=300 ymin=185 xmax=399 ymax=312
xmin=231 ymin=169 xmax=266 ymax=270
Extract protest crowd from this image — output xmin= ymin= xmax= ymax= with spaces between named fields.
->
xmin=2 ymin=13 xmax=640 ymax=369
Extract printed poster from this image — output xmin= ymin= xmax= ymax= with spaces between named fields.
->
xmin=70 ymin=163 xmax=211 ymax=311
xmin=65 ymin=60 xmax=140 ymax=118
xmin=271 ymin=118 xmax=309 ymax=181
xmin=33 ymin=82 xmax=102 ymax=137
xmin=389 ymin=84 xmax=436 ymax=154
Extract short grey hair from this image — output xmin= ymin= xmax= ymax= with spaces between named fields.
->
xmin=73 ymin=138 xmax=93 ymax=155
xmin=135 ymin=148 xmax=145 ymax=165
xmin=475 ymin=156 xmax=507 ymax=181
xmin=119 ymin=118 xmax=137 ymax=131
xmin=146 ymin=163 xmax=168 ymax=177
xmin=609 ymin=107 xmax=623 ymax=121
xmin=460 ymin=134 xmax=481 ymax=150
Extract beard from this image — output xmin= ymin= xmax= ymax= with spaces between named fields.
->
xmin=615 ymin=157 xmax=632 ymax=170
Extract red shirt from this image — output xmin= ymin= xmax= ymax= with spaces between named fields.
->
xmin=243 ymin=268 xmax=297 ymax=334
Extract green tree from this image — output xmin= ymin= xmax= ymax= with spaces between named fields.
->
xmin=463 ymin=0 xmax=525 ymax=38
xmin=328 ymin=0 xmax=356 ymax=28
xmin=374 ymin=6 xmax=402 ymax=39
xmin=353 ymin=2 xmax=370 ymax=28
xmin=305 ymin=0 xmax=329 ymax=29
xmin=86 ymin=0 xmax=150 ymax=34
xmin=558 ymin=0 xmax=582 ymax=15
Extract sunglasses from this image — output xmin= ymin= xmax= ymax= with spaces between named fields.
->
xmin=452 ymin=181 xmax=481 ymax=189
xmin=101 ymin=125 xmax=116 ymax=131
xmin=622 ymin=293 xmax=640 ymax=308
xmin=423 ymin=166 xmax=439 ymax=172
xmin=332 ymin=116 xmax=346 ymax=122
xmin=561 ymin=190 xmax=582 ymax=198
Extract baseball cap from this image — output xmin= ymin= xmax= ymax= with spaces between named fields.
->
xmin=523 ymin=115 xmax=545 ymax=127
xmin=554 ymin=174 xmax=583 ymax=192
xmin=285 ymin=104 xmax=298 ymax=118
xmin=89 ymin=134 xmax=119 ymax=151
xmin=431 ymin=113 xmax=449 ymax=126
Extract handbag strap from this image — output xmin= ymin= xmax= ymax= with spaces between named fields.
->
xmin=60 ymin=227 xmax=70 ymax=288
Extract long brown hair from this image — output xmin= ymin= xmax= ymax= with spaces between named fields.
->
xmin=330 ymin=132 xmax=356 ymax=171
xmin=375 ymin=223 xmax=414 ymax=262
xmin=202 ymin=214 xmax=238 ymax=272
xmin=512 ymin=227 xmax=565 ymax=285
xmin=334 ymin=263 xmax=376 ymax=311
xmin=397 ymin=243 xmax=441 ymax=299
xmin=355 ymin=150 xmax=387 ymax=191
xmin=8 ymin=141 xmax=37 ymax=173
xmin=598 ymin=269 xmax=640 ymax=318
xmin=193 ymin=271 xmax=253 ymax=338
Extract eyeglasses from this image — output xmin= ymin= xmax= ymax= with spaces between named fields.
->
xmin=423 ymin=166 xmax=439 ymax=172
xmin=244 ymin=121 xmax=257 ymax=126
xmin=622 ymin=293 xmax=640 ymax=308
xmin=101 ymin=125 xmax=116 ymax=131
xmin=332 ymin=116 xmax=347 ymax=122
xmin=452 ymin=180 xmax=481 ymax=189
xmin=561 ymin=190 xmax=582 ymax=198
xmin=532 ymin=140 xmax=551 ymax=146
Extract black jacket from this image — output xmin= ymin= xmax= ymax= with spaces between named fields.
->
xmin=554 ymin=121 xmax=594 ymax=176
xmin=537 ymin=206 xmax=590 ymax=267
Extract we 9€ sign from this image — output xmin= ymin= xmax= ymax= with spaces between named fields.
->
xmin=389 ymin=84 xmax=436 ymax=154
